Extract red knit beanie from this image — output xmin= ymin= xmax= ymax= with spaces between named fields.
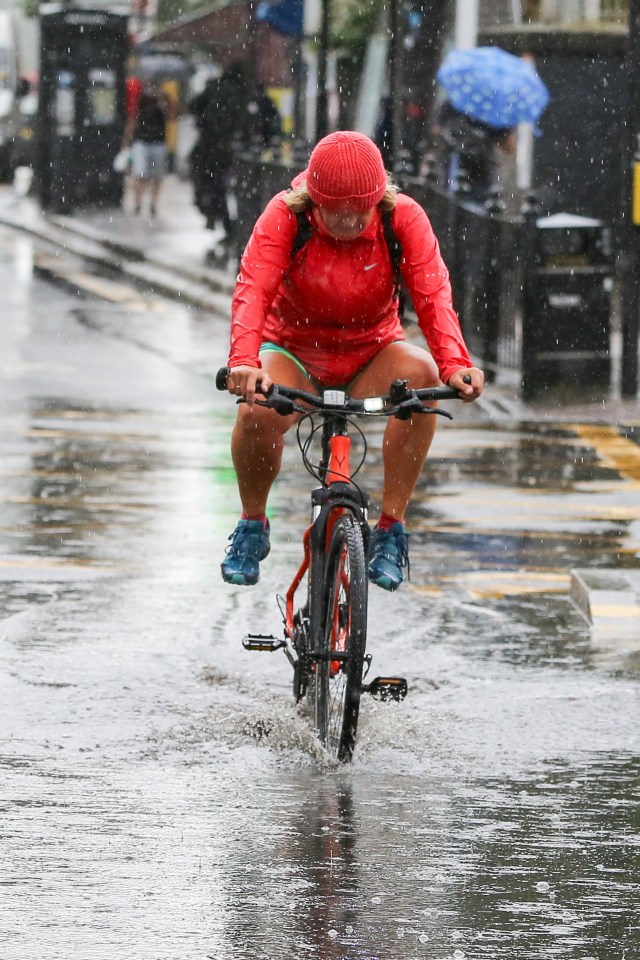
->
xmin=306 ymin=131 xmax=387 ymax=212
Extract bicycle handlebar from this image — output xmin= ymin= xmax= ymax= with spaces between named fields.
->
xmin=215 ymin=366 xmax=468 ymax=418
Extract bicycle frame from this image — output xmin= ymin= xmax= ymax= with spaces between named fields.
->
xmin=283 ymin=413 xmax=370 ymax=648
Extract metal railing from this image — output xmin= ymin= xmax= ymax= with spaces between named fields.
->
xmin=404 ymin=176 xmax=525 ymax=379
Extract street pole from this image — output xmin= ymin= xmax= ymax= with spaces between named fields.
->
xmin=315 ymin=0 xmax=330 ymax=140
xmin=454 ymin=0 xmax=478 ymax=49
xmin=622 ymin=0 xmax=640 ymax=397
xmin=388 ymin=0 xmax=397 ymax=163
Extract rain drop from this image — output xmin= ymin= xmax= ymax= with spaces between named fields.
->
xmin=535 ymin=881 xmax=550 ymax=892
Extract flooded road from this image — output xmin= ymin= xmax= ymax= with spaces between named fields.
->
xmin=1 ymin=226 xmax=639 ymax=959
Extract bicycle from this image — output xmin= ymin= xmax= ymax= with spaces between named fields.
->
xmin=216 ymin=367 xmax=467 ymax=762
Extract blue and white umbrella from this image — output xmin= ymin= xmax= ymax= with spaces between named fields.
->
xmin=437 ymin=46 xmax=550 ymax=130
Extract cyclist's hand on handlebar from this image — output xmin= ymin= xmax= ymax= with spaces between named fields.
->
xmin=226 ymin=365 xmax=272 ymax=407
xmin=447 ymin=367 xmax=485 ymax=403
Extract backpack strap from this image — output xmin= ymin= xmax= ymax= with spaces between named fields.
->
xmin=381 ymin=208 xmax=405 ymax=320
xmin=292 ymin=210 xmax=313 ymax=256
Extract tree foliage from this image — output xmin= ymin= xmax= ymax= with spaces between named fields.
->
xmin=331 ymin=0 xmax=385 ymax=65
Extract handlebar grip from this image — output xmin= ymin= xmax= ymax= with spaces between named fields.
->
xmin=216 ymin=366 xmax=274 ymax=398
xmin=216 ymin=366 xmax=230 ymax=391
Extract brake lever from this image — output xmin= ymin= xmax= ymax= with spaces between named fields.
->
xmin=249 ymin=394 xmax=309 ymax=416
xmin=393 ymin=398 xmax=453 ymax=421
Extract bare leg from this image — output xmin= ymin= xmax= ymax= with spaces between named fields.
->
xmin=350 ymin=342 xmax=440 ymax=521
xmin=231 ymin=353 xmax=318 ymax=515
xmin=133 ymin=177 xmax=144 ymax=213
xmin=149 ymin=178 xmax=162 ymax=215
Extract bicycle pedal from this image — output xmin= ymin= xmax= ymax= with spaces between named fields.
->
xmin=242 ymin=634 xmax=285 ymax=652
xmin=362 ymin=676 xmax=408 ymax=702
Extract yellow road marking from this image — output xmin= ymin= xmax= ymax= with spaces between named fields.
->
xmin=449 ymin=570 xmax=570 ymax=584
xmin=63 ymin=270 xmax=165 ymax=310
xmin=428 ymin=524 xmax=633 ymax=539
xmin=450 ymin=571 xmax=570 ymax=597
xmin=0 ymin=496 xmax=148 ymax=511
xmin=24 ymin=427 xmax=157 ymax=442
xmin=573 ymin=424 xmax=640 ymax=482
xmin=35 ymin=254 xmax=166 ymax=311
xmin=591 ymin=602 xmax=640 ymax=618
xmin=431 ymin=506 xmax=640 ymax=521
xmin=412 ymin=570 xmax=571 ymax=598
xmin=0 ymin=557 xmax=115 ymax=570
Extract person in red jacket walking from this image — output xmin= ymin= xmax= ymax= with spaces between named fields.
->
xmin=222 ymin=130 xmax=484 ymax=589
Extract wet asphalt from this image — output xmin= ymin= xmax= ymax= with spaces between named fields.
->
xmin=1 ymin=225 xmax=639 ymax=960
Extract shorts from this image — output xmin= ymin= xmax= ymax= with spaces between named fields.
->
xmin=131 ymin=141 xmax=167 ymax=180
xmin=259 ymin=342 xmax=361 ymax=392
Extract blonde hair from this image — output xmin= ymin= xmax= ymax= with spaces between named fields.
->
xmin=284 ymin=178 xmax=398 ymax=214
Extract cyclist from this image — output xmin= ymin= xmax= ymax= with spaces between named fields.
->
xmin=221 ymin=130 xmax=484 ymax=590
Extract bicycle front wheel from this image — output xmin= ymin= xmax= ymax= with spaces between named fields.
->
xmin=313 ymin=515 xmax=368 ymax=762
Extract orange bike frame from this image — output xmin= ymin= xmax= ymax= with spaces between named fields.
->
xmin=284 ymin=431 xmax=352 ymax=639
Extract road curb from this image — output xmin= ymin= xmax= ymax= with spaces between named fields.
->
xmin=48 ymin=214 xmax=237 ymax=298
xmin=0 ymin=205 xmax=235 ymax=313
xmin=570 ymin=568 xmax=640 ymax=638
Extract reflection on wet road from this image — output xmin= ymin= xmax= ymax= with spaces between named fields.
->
xmin=1 ymin=226 xmax=639 ymax=959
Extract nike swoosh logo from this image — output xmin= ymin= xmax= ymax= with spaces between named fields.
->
xmin=363 ymin=263 xmax=378 ymax=271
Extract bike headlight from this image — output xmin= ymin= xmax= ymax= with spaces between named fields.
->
xmin=363 ymin=397 xmax=385 ymax=413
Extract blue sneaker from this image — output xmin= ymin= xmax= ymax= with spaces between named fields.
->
xmin=368 ymin=522 xmax=409 ymax=592
xmin=221 ymin=519 xmax=271 ymax=586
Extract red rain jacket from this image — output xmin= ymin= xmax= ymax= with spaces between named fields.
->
xmin=229 ymin=185 xmax=472 ymax=387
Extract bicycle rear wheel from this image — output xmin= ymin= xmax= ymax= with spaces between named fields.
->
xmin=312 ymin=514 xmax=368 ymax=762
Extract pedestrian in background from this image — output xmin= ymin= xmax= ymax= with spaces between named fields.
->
xmin=125 ymin=73 xmax=143 ymax=121
xmin=246 ymin=82 xmax=282 ymax=149
xmin=188 ymin=64 xmax=248 ymax=237
xmin=437 ymin=100 xmax=516 ymax=204
xmin=122 ymin=82 xmax=171 ymax=218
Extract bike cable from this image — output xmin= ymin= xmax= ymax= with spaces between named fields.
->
xmin=295 ymin=414 xmax=368 ymax=507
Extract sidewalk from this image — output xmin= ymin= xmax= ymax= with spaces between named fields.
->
xmin=0 ymin=174 xmax=237 ymax=310
xmin=60 ymin=173 xmax=237 ymax=288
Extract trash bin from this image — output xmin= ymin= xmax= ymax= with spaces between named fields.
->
xmin=521 ymin=213 xmax=613 ymax=401
xmin=37 ymin=8 xmax=129 ymax=213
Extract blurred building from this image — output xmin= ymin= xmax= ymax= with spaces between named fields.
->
xmin=150 ymin=1 xmax=292 ymax=86
xmin=478 ymin=0 xmax=629 ymax=221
